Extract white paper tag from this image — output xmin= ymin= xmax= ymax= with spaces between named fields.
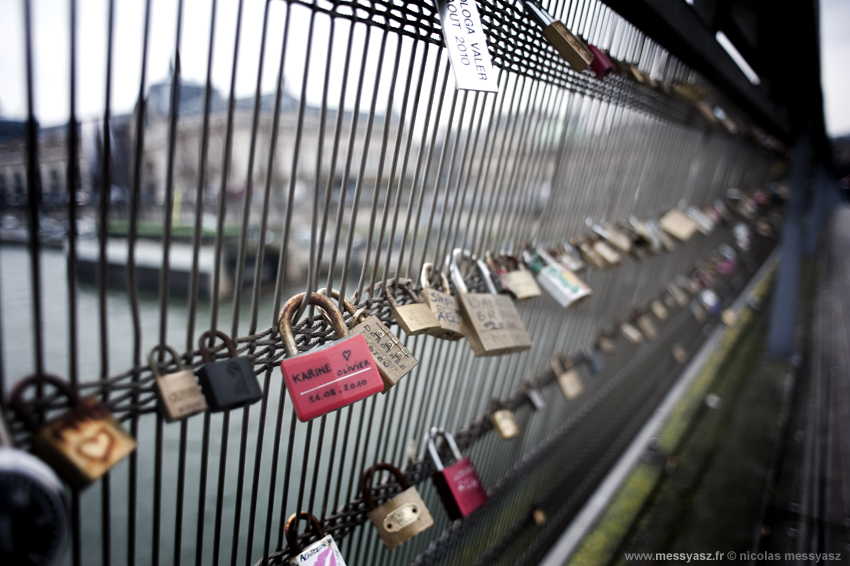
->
xmin=435 ymin=0 xmax=500 ymax=92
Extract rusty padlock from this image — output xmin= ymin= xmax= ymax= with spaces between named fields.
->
xmin=196 ymin=330 xmax=263 ymax=412
xmin=150 ymin=344 xmax=207 ymax=422
xmin=10 ymin=374 xmax=137 ymax=489
xmin=285 ymin=512 xmax=347 ymax=565
xmin=279 ymin=292 xmax=384 ymax=422
xmin=360 ymin=462 xmax=434 ymax=550
xmin=419 ymin=263 xmax=466 ymax=341
xmin=450 ymin=249 xmax=532 ymax=357
xmin=489 ymin=399 xmax=520 ymax=439
xmin=386 ymin=281 xmax=441 ymax=336
xmin=320 ymin=289 xmax=418 ymax=394
xmin=551 ymin=355 xmax=583 ymax=399
xmin=428 ymin=428 xmax=488 ymax=520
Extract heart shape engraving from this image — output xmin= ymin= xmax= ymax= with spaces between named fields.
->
xmin=342 ymin=350 xmax=352 ymax=361
xmin=76 ymin=426 xmax=116 ymax=463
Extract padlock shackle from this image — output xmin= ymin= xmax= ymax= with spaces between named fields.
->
xmin=10 ymin=374 xmax=80 ymax=432
xmin=148 ymin=345 xmax=186 ymax=378
xmin=198 ymin=330 xmax=238 ymax=363
xmin=385 ymin=281 xmax=424 ymax=309
xmin=420 ymin=263 xmax=451 ymax=294
xmin=278 ymin=292 xmax=349 ymax=357
xmin=359 ymin=462 xmax=412 ymax=511
xmin=317 ymin=288 xmax=364 ymax=326
xmin=284 ymin=511 xmax=325 ymax=555
xmin=427 ymin=427 xmax=462 ymax=472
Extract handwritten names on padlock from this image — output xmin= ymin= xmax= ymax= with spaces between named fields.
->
xmin=459 ymin=293 xmax=532 ymax=357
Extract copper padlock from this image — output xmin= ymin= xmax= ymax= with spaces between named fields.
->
xmin=285 ymin=512 xmax=347 ymax=565
xmin=320 ymin=289 xmax=418 ymax=393
xmin=419 ymin=263 xmax=465 ymax=341
xmin=11 ymin=374 xmax=136 ymax=489
xmin=489 ymin=399 xmax=520 ymax=439
xmin=450 ymin=249 xmax=532 ymax=357
xmin=150 ymin=344 xmax=207 ymax=422
xmin=551 ymin=355 xmax=583 ymax=399
xmin=360 ymin=462 xmax=434 ymax=550
xmin=385 ymin=280 xmax=441 ymax=336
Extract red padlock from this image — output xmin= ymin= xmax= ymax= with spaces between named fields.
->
xmin=279 ymin=292 xmax=384 ymax=422
xmin=428 ymin=428 xmax=488 ymax=520
xmin=588 ymin=44 xmax=614 ymax=79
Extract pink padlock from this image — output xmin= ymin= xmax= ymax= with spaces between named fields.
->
xmin=279 ymin=292 xmax=383 ymax=422
xmin=428 ymin=428 xmax=488 ymax=520
xmin=588 ymin=44 xmax=614 ymax=79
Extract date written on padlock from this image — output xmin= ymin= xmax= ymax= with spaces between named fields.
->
xmin=361 ymin=463 xmax=433 ymax=550
xmin=11 ymin=375 xmax=137 ymax=489
xmin=419 ymin=263 xmax=466 ymax=341
xmin=280 ymin=293 xmax=384 ymax=422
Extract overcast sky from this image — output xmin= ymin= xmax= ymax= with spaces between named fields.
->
xmin=1 ymin=0 xmax=848 ymax=137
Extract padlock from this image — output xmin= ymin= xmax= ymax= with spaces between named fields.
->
xmin=687 ymin=206 xmax=715 ymax=235
xmin=584 ymin=347 xmax=605 ymax=375
xmin=663 ymin=292 xmax=678 ymax=309
xmin=672 ymin=344 xmax=689 ymax=364
xmin=527 ymin=248 xmax=592 ymax=308
xmin=360 ymin=462 xmax=433 ymax=550
xmin=690 ymin=300 xmax=707 ymax=323
xmin=596 ymin=332 xmax=617 ymax=355
xmin=592 ymin=237 xmax=622 ymax=266
xmin=149 ymin=344 xmax=207 ymax=422
xmin=386 ymin=281 xmax=441 ymax=336
xmin=574 ymin=238 xmax=607 ymax=269
xmin=428 ymin=428 xmax=488 ymax=520
xmin=651 ymin=300 xmax=669 ymax=321
xmin=588 ymin=44 xmax=614 ymax=79
xmin=522 ymin=382 xmax=546 ymax=411
xmin=660 ymin=208 xmax=699 ymax=242
xmin=592 ymin=223 xmax=632 ymax=254
xmin=672 ymin=81 xmax=707 ymax=103
xmin=647 ymin=219 xmax=677 ymax=252
xmin=495 ymin=253 xmax=541 ymax=300
xmin=285 ymin=512 xmax=346 ymax=566
xmin=450 ymin=250 xmax=532 ymax=357
xmin=520 ymin=0 xmax=593 ymax=72
xmin=10 ymin=374 xmax=137 ymax=489
xmin=552 ymin=243 xmax=586 ymax=272
xmin=620 ymin=322 xmax=644 ymax=345
xmin=636 ymin=313 xmax=657 ymax=341
xmin=279 ymin=293 xmax=384 ymax=422
xmin=551 ymin=355 xmax=583 ymax=399
xmin=489 ymin=399 xmax=520 ymax=439
xmin=419 ymin=263 xmax=466 ymax=341
xmin=320 ymin=289 xmax=418 ymax=393
xmin=668 ymin=283 xmax=689 ymax=307
xmin=629 ymin=217 xmax=662 ymax=254
xmin=695 ymin=100 xmax=719 ymax=127
xmin=196 ymin=330 xmax=262 ymax=412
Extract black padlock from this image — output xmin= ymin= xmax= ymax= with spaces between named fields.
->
xmin=195 ymin=330 xmax=262 ymax=412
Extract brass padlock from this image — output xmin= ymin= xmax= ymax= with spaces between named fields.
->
xmin=520 ymin=0 xmax=593 ymax=72
xmin=660 ymin=208 xmax=699 ymax=241
xmin=150 ymin=344 xmax=208 ymax=422
xmin=450 ymin=249 xmax=532 ymax=357
xmin=551 ymin=355 xmax=583 ymax=399
xmin=651 ymin=300 xmax=669 ymax=321
xmin=490 ymin=399 xmax=520 ymax=439
xmin=419 ymin=263 xmax=466 ymax=341
xmin=320 ymin=289 xmax=418 ymax=393
xmin=636 ymin=313 xmax=657 ymax=341
xmin=386 ymin=281 xmax=441 ymax=336
xmin=11 ymin=374 xmax=137 ymax=489
xmin=498 ymin=254 xmax=542 ymax=300
xmin=672 ymin=81 xmax=707 ymax=103
xmin=360 ymin=462 xmax=433 ymax=550
xmin=620 ymin=322 xmax=644 ymax=345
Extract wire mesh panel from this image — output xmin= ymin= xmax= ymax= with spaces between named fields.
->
xmin=0 ymin=0 xmax=780 ymax=565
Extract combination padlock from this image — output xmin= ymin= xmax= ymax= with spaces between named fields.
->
xmin=419 ymin=263 xmax=466 ymax=341
xmin=285 ymin=512 xmax=346 ymax=565
xmin=428 ymin=428 xmax=488 ymax=520
xmin=520 ymin=0 xmax=593 ymax=72
xmin=320 ymin=288 xmax=418 ymax=393
xmin=450 ymin=249 xmax=532 ymax=357
xmin=489 ymin=399 xmax=520 ymax=439
xmin=360 ymin=462 xmax=433 ymax=550
xmin=10 ymin=374 xmax=136 ymax=489
xmin=0 ymin=408 xmax=68 ymax=565
xmin=150 ymin=344 xmax=207 ymax=422
xmin=196 ymin=330 xmax=262 ymax=412
xmin=551 ymin=355 xmax=583 ymax=399
xmin=279 ymin=292 xmax=384 ymax=422
xmin=526 ymin=248 xmax=592 ymax=308
xmin=385 ymin=281 xmax=441 ymax=336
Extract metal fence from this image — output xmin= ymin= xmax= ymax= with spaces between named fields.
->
xmin=0 ymin=0 xmax=779 ymax=565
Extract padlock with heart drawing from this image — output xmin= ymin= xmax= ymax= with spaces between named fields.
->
xmin=285 ymin=512 xmax=347 ymax=565
xmin=10 ymin=374 xmax=137 ymax=489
